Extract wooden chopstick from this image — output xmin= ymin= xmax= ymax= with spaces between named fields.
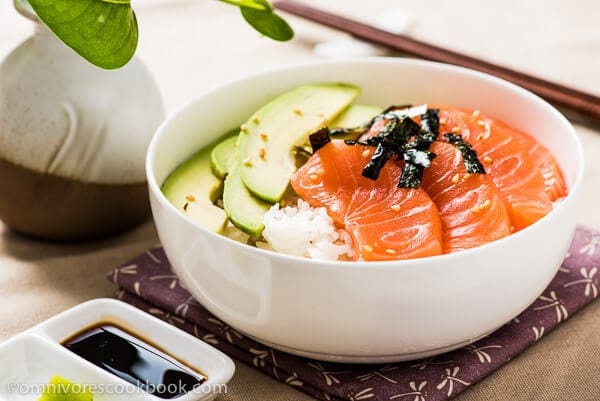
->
xmin=274 ymin=0 xmax=600 ymax=124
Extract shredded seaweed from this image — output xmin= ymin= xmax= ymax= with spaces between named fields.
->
xmin=308 ymin=127 xmax=331 ymax=152
xmin=328 ymin=107 xmax=486 ymax=189
xmin=396 ymin=109 xmax=439 ymax=188
xmin=399 ymin=162 xmax=424 ymax=189
xmin=444 ymin=133 xmax=486 ymax=174
xmin=361 ymin=117 xmax=401 ymax=180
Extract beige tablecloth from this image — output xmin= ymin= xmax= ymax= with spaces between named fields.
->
xmin=1 ymin=1 xmax=600 ymax=399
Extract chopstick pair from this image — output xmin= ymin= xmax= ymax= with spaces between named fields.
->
xmin=274 ymin=0 xmax=600 ymax=125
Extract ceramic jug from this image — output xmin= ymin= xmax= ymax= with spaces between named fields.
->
xmin=0 ymin=0 xmax=164 ymax=240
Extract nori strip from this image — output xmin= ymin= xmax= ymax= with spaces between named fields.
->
xmin=444 ymin=133 xmax=486 ymax=174
xmin=397 ymin=116 xmax=422 ymax=144
xmin=308 ymin=127 xmax=331 ymax=152
xmin=397 ymin=109 xmax=439 ymax=188
xmin=361 ymin=117 xmax=401 ymax=180
xmin=399 ymin=162 xmax=424 ymax=189
xmin=419 ymin=109 xmax=439 ymax=143
xmin=340 ymin=107 xmax=484 ymax=189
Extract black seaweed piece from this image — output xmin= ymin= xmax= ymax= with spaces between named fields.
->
xmin=420 ymin=108 xmax=440 ymax=143
xmin=361 ymin=117 xmax=401 ymax=180
xmin=399 ymin=162 xmax=424 ymax=189
xmin=308 ymin=127 xmax=331 ymax=153
xmin=397 ymin=116 xmax=422 ymax=143
xmin=444 ymin=133 xmax=486 ymax=174
xmin=397 ymin=109 xmax=439 ymax=188
xmin=362 ymin=142 xmax=395 ymax=180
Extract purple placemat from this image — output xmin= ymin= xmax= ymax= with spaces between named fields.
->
xmin=108 ymin=226 xmax=600 ymax=401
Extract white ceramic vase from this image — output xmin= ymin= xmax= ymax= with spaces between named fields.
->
xmin=0 ymin=1 xmax=164 ymax=240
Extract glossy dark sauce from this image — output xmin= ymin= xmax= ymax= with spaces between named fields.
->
xmin=62 ymin=324 xmax=206 ymax=399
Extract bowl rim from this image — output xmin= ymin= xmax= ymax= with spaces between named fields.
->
xmin=146 ymin=57 xmax=585 ymax=271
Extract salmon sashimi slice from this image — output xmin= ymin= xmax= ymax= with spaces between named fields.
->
xmin=435 ymin=106 xmax=553 ymax=231
xmin=291 ymin=140 xmax=443 ymax=261
xmin=421 ymin=142 xmax=511 ymax=253
xmin=512 ymin=131 xmax=567 ymax=201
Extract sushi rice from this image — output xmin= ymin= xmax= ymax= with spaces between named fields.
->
xmin=262 ymin=200 xmax=353 ymax=261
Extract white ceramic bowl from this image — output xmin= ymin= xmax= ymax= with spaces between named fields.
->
xmin=147 ymin=58 xmax=584 ymax=363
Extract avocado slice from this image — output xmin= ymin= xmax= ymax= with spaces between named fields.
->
xmin=223 ymin=163 xmax=270 ymax=237
xmin=237 ymin=83 xmax=360 ymax=203
xmin=331 ymin=104 xmax=383 ymax=136
xmin=162 ymin=143 xmax=227 ymax=233
xmin=210 ymin=132 xmax=238 ymax=179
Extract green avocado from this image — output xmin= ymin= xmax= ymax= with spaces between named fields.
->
xmin=237 ymin=83 xmax=360 ymax=203
xmin=162 ymin=141 xmax=228 ymax=233
xmin=223 ymin=163 xmax=270 ymax=237
xmin=330 ymin=104 xmax=383 ymax=138
xmin=210 ymin=132 xmax=238 ymax=179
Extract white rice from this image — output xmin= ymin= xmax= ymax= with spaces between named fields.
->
xmin=262 ymin=200 xmax=352 ymax=261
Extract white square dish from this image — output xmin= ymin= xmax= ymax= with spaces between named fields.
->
xmin=0 ymin=298 xmax=235 ymax=401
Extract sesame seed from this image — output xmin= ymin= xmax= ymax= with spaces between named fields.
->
xmin=260 ymin=133 xmax=268 ymax=141
xmin=452 ymin=173 xmax=460 ymax=184
xmin=390 ymin=204 xmax=401 ymax=212
xmin=483 ymin=156 xmax=493 ymax=164
xmin=185 ymin=195 xmax=196 ymax=202
xmin=477 ymin=120 xmax=486 ymax=127
xmin=452 ymin=126 xmax=462 ymax=133
xmin=316 ymin=168 xmax=325 ymax=176
xmin=252 ymin=115 xmax=260 ymax=124
xmin=385 ymin=249 xmax=397 ymax=255
xmin=362 ymin=245 xmax=374 ymax=252
xmin=463 ymin=173 xmax=472 ymax=180
xmin=293 ymin=108 xmax=303 ymax=116
xmin=259 ymin=147 xmax=266 ymax=160
xmin=362 ymin=149 xmax=372 ymax=158
xmin=472 ymin=109 xmax=481 ymax=118
xmin=471 ymin=199 xmax=491 ymax=213
xmin=309 ymin=174 xmax=319 ymax=182
xmin=183 ymin=202 xmax=189 ymax=211
xmin=440 ymin=118 xmax=447 ymax=125
xmin=243 ymin=157 xmax=253 ymax=167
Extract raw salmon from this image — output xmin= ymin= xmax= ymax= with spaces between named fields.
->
xmin=435 ymin=106 xmax=553 ymax=231
xmin=291 ymin=140 xmax=443 ymax=261
xmin=512 ymin=131 xmax=567 ymax=201
xmin=421 ymin=142 xmax=511 ymax=253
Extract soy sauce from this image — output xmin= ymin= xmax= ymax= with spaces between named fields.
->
xmin=63 ymin=324 xmax=206 ymax=399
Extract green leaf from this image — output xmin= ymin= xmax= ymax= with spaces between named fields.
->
xmin=219 ymin=0 xmax=272 ymax=12
xmin=26 ymin=0 xmax=138 ymax=69
xmin=241 ymin=7 xmax=294 ymax=41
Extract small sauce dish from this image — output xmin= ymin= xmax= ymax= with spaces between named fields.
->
xmin=0 ymin=299 xmax=235 ymax=401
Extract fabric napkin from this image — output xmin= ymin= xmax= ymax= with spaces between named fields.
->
xmin=108 ymin=225 xmax=600 ymax=401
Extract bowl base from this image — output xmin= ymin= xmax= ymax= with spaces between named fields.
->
xmin=244 ymin=329 xmax=498 ymax=364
